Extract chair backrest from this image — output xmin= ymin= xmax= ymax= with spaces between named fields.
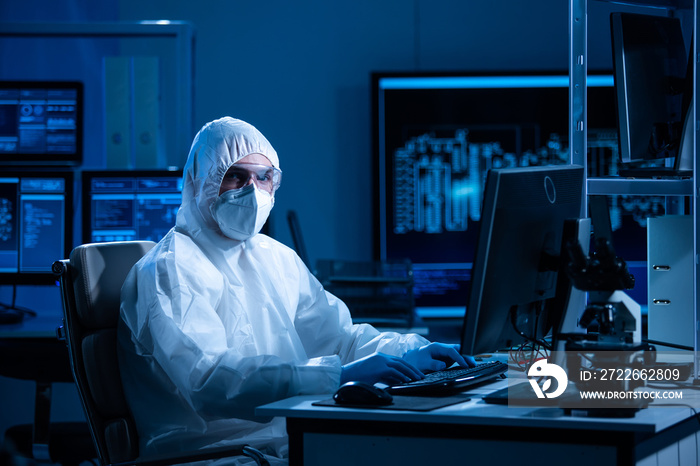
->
xmin=54 ymin=240 xmax=155 ymax=465
xmin=286 ymin=210 xmax=311 ymax=270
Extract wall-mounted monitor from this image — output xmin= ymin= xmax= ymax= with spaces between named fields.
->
xmin=372 ymin=71 xmax=617 ymax=318
xmin=0 ymin=81 xmax=83 ymax=166
xmin=0 ymin=170 xmax=74 ymax=284
xmin=81 ymin=169 xmax=182 ymax=244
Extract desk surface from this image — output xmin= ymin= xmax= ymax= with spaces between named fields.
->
xmin=0 ymin=311 xmax=63 ymax=338
xmin=257 ymin=378 xmax=698 ymax=435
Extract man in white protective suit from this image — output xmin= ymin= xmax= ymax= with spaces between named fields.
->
xmin=118 ymin=116 xmax=471 ymax=464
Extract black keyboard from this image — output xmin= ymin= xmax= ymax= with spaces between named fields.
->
xmin=387 ymin=361 xmax=508 ymax=396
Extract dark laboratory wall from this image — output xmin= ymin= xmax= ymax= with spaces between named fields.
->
xmin=1 ymin=0 xmax=669 ymax=267
xmin=118 ymin=0 xmax=665 ymax=265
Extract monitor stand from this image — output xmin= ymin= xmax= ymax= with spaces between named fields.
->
xmin=617 ymin=166 xmax=693 ymax=179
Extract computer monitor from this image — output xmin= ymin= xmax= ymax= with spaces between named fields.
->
xmin=81 ymin=170 xmax=182 ymax=243
xmin=460 ymin=164 xmax=584 ymax=356
xmin=610 ymin=12 xmax=691 ymax=174
xmin=373 ymin=71 xmax=615 ymax=318
xmin=0 ymin=170 xmax=74 ymax=285
xmin=0 ymin=81 xmax=83 ymax=165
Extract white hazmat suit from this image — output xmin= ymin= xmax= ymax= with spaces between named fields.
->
xmin=118 ymin=117 xmax=430 ymax=463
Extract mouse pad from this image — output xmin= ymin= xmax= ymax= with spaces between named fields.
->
xmin=313 ymin=394 xmax=472 ymax=411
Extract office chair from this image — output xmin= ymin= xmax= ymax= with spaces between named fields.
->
xmin=286 ymin=210 xmax=312 ymax=271
xmin=53 ymin=241 xmax=268 ymax=466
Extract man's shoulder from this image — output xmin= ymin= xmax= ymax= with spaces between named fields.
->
xmin=251 ymin=233 xmax=293 ymax=252
xmin=140 ymin=230 xmax=215 ymax=272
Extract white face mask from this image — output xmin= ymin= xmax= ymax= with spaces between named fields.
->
xmin=210 ymin=183 xmax=274 ymax=241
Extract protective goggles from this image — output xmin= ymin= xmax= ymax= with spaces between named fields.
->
xmin=221 ymin=163 xmax=282 ymax=194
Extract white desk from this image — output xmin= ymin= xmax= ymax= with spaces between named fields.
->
xmin=258 ymin=379 xmax=700 ymax=466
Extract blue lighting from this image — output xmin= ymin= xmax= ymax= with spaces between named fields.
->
xmin=380 ymin=75 xmax=613 ymax=90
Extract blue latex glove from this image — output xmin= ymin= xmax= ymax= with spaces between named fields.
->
xmin=340 ymin=353 xmax=424 ymax=386
xmin=402 ymin=343 xmax=475 ymax=373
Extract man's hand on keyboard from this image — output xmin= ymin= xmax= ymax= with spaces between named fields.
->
xmin=402 ymin=343 xmax=475 ymax=374
xmin=340 ymin=353 xmax=425 ymax=385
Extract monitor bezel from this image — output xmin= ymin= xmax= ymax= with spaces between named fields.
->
xmin=80 ymin=168 xmax=183 ymax=245
xmin=0 ymin=169 xmax=74 ymax=285
xmin=459 ymin=164 xmax=584 ymax=356
xmin=0 ymin=80 xmax=84 ymax=166
xmin=610 ymin=12 xmax=689 ymax=166
xmin=371 ymin=69 xmax=613 ymax=317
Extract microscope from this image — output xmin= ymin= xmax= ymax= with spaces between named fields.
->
xmin=566 ymin=236 xmax=642 ymax=349
xmin=562 ymin=236 xmax=654 ymax=415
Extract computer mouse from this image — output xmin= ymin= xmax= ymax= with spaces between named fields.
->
xmin=333 ymin=381 xmax=394 ymax=406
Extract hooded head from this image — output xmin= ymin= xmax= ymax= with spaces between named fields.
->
xmin=176 ymin=117 xmax=279 ymax=243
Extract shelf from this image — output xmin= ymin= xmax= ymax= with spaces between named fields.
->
xmin=573 ymin=0 xmax=700 ymax=379
xmin=587 ymin=177 xmax=694 ymax=196
xmin=595 ymin=0 xmax=692 ymax=9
